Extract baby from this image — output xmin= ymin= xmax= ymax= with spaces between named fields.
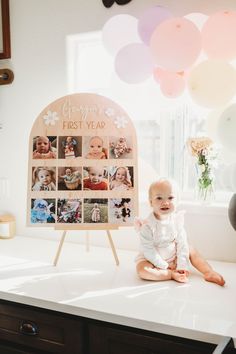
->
xmin=91 ymin=203 xmax=101 ymax=223
xmin=83 ymin=166 xmax=108 ymax=190
xmin=62 ymin=136 xmax=77 ymax=159
xmin=86 ymin=136 xmax=107 ymax=159
xmin=110 ymin=137 xmax=132 ymax=158
xmin=60 ymin=168 xmax=80 ymax=182
xmin=135 ymin=178 xmax=225 ymax=285
xmin=110 ymin=166 xmax=132 ymax=191
xmin=31 ymin=199 xmax=55 ymax=223
xmin=33 ymin=136 xmax=56 ymax=159
xmin=32 ymin=167 xmax=56 ymax=191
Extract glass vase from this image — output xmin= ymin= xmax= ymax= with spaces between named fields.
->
xmin=195 ymin=164 xmax=215 ymax=205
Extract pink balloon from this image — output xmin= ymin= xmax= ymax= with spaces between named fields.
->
xmin=150 ymin=17 xmax=202 ymax=71
xmin=202 ymin=11 xmax=236 ymax=60
xmin=138 ymin=6 xmax=172 ymax=45
xmin=153 ymin=67 xmax=165 ymax=83
xmin=160 ymin=71 xmax=186 ymax=98
xmin=115 ymin=43 xmax=153 ymax=84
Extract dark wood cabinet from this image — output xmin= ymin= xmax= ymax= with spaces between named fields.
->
xmin=87 ymin=321 xmax=217 ymax=354
xmin=0 ymin=301 xmax=84 ymax=354
xmin=0 ymin=299 xmax=235 ymax=354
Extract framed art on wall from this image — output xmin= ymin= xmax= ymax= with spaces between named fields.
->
xmin=0 ymin=0 xmax=11 ymax=59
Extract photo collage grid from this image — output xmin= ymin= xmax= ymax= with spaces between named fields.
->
xmin=30 ymin=135 xmax=135 ymax=225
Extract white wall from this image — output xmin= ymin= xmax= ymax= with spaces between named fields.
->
xmin=0 ymin=0 xmax=236 ymax=262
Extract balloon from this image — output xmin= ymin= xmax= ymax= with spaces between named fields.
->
xmin=228 ymin=194 xmax=236 ymax=231
xmin=217 ymin=103 xmax=236 ymax=152
xmin=102 ymin=15 xmax=140 ymax=56
xmin=202 ymin=11 xmax=236 ymax=61
xmin=188 ymin=60 xmax=236 ymax=108
xmin=160 ymin=71 xmax=186 ymax=98
xmin=184 ymin=12 xmax=208 ymax=30
xmin=114 ymin=43 xmax=153 ymax=84
xmin=150 ymin=17 xmax=202 ymax=71
xmin=153 ymin=67 xmax=165 ymax=83
xmin=138 ymin=6 xmax=172 ymax=45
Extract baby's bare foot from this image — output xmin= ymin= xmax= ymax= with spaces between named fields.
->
xmin=171 ymin=270 xmax=188 ymax=283
xmin=204 ymin=271 xmax=225 ymax=286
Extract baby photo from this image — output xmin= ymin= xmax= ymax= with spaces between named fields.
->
xmin=83 ymin=166 xmax=108 ymax=190
xmin=109 ymin=136 xmax=133 ymax=159
xmin=83 ymin=198 xmax=108 ymax=224
xmin=109 ymin=166 xmax=134 ymax=191
xmin=84 ymin=136 xmax=108 ymax=159
xmin=32 ymin=136 xmax=57 ymax=159
xmin=58 ymin=167 xmax=82 ymax=191
xmin=58 ymin=136 xmax=82 ymax=159
xmin=32 ymin=166 xmax=56 ymax=191
xmin=109 ymin=198 xmax=133 ymax=224
xmin=57 ymin=198 xmax=82 ymax=223
xmin=30 ymin=198 xmax=56 ymax=224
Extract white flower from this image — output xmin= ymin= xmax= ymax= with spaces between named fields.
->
xmin=105 ymin=107 xmax=115 ymax=117
xmin=43 ymin=110 xmax=59 ymax=126
xmin=200 ymin=164 xmax=205 ymax=172
xmin=114 ymin=115 xmax=128 ymax=129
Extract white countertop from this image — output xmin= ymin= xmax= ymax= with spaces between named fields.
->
xmin=0 ymin=235 xmax=236 ymax=346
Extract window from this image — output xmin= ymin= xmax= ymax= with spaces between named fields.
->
xmin=67 ymin=31 xmax=234 ymax=204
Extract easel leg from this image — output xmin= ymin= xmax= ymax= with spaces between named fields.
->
xmin=53 ymin=230 xmax=67 ymax=266
xmin=106 ymin=230 xmax=119 ymax=266
xmin=86 ymin=230 xmax=90 ymax=252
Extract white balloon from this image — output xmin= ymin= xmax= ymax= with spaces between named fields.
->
xmin=102 ymin=15 xmax=140 ymax=56
xmin=188 ymin=60 xmax=236 ymax=108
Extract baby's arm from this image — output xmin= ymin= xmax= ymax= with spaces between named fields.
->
xmin=139 ymin=224 xmax=169 ymax=269
xmin=175 ymin=216 xmax=190 ymax=271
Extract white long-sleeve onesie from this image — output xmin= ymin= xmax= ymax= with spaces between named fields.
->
xmin=136 ymin=211 xmax=190 ymax=270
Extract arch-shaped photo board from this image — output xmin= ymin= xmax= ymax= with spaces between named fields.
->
xmin=27 ymin=93 xmax=138 ymax=229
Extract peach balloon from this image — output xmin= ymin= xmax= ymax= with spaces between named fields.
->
xmin=102 ymin=15 xmax=140 ymax=56
xmin=150 ymin=17 xmax=202 ymax=71
xmin=160 ymin=71 xmax=185 ymax=98
xmin=188 ymin=60 xmax=236 ymax=108
xmin=202 ymin=11 xmax=236 ymax=61
xmin=153 ymin=67 xmax=165 ymax=83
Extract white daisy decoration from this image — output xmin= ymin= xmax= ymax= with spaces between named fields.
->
xmin=105 ymin=107 xmax=115 ymax=117
xmin=43 ymin=110 xmax=59 ymax=126
xmin=114 ymin=115 xmax=128 ymax=129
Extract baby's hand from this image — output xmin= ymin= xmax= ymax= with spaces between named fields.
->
xmin=176 ymin=269 xmax=189 ymax=276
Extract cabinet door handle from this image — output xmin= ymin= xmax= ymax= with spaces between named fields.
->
xmin=19 ymin=321 xmax=39 ymax=336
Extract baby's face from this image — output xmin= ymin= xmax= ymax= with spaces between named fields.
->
xmin=150 ymin=181 xmax=177 ymax=219
xmin=89 ymin=137 xmax=103 ymax=154
xmin=66 ymin=169 xmax=72 ymax=176
xmin=36 ymin=137 xmax=50 ymax=153
xmin=115 ymin=168 xmax=126 ymax=182
xmin=38 ymin=170 xmax=52 ymax=185
xmin=89 ymin=167 xmax=104 ymax=184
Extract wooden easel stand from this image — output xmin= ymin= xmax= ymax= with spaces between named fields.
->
xmin=53 ymin=229 xmax=119 ymax=266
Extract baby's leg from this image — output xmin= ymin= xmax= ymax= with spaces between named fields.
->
xmin=136 ymin=260 xmax=171 ymax=281
xmin=136 ymin=261 xmax=188 ymax=283
xmin=189 ymin=246 xmax=225 ymax=286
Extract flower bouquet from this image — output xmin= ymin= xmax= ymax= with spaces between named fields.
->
xmin=187 ymin=137 xmax=218 ymax=203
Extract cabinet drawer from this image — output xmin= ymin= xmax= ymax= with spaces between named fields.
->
xmin=0 ymin=301 xmax=83 ymax=354
xmin=88 ymin=322 xmax=217 ymax=354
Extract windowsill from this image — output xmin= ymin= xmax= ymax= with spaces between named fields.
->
xmin=179 ymin=201 xmax=228 ymax=216
xmin=139 ymin=195 xmax=229 ymax=216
